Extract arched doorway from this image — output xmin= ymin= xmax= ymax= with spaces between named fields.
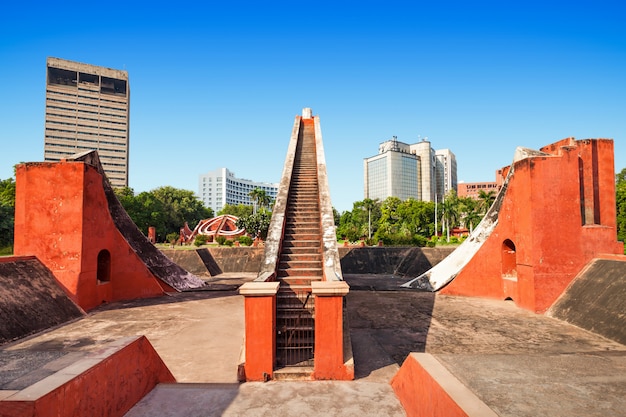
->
xmin=97 ymin=249 xmax=111 ymax=284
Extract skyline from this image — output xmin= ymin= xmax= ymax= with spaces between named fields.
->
xmin=1 ymin=1 xmax=625 ymax=212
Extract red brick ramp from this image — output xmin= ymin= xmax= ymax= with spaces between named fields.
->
xmin=0 ymin=336 xmax=174 ymax=417
xmin=548 ymin=257 xmax=626 ymax=345
xmin=0 ymin=256 xmax=84 ymax=345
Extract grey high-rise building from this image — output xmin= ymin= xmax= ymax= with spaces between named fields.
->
xmin=364 ymin=137 xmax=457 ymax=203
xmin=44 ymin=57 xmax=130 ymax=187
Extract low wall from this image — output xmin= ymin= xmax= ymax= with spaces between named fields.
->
xmin=0 ymin=336 xmax=174 ymax=417
xmin=338 ymin=247 xmax=455 ymax=276
xmin=391 ymin=353 xmax=497 ymax=417
xmin=161 ymin=246 xmax=455 ymax=277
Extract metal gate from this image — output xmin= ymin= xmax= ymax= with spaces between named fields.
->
xmin=276 ymin=288 xmax=315 ymax=367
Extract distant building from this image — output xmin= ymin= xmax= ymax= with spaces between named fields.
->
xmin=44 ymin=57 xmax=130 ymax=187
xmin=364 ymin=137 xmax=457 ymax=203
xmin=457 ymin=170 xmax=504 ymax=199
xmin=198 ymin=168 xmax=278 ymax=213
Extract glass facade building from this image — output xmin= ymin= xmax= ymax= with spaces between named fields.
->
xmin=364 ymin=138 xmax=457 ymax=203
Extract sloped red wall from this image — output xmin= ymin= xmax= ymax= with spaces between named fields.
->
xmin=14 ymin=162 xmax=165 ymax=311
xmin=441 ymin=139 xmax=623 ymax=313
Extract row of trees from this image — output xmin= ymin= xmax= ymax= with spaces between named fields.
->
xmin=1 ymin=170 xmax=626 ymax=251
xmin=336 ymin=190 xmax=496 ymax=245
xmin=114 ymin=186 xmax=213 ymax=242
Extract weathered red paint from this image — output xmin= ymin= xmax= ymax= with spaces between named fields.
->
xmin=441 ymin=139 xmax=623 ymax=313
xmin=14 ymin=161 xmax=165 ymax=311
xmin=0 ymin=336 xmax=175 ymax=417
xmin=391 ymin=354 xmax=472 ymax=417
xmin=242 ymin=291 xmax=277 ymax=381
xmin=313 ymin=294 xmax=353 ymax=380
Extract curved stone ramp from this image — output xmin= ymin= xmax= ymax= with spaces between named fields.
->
xmin=402 ymin=147 xmax=547 ymax=291
xmin=548 ymin=256 xmax=626 ymax=345
xmin=70 ymin=151 xmax=204 ymax=291
xmin=0 ymin=256 xmax=84 ymax=345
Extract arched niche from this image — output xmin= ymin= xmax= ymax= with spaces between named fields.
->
xmin=501 ymin=239 xmax=517 ymax=279
xmin=97 ymin=249 xmax=111 ymax=284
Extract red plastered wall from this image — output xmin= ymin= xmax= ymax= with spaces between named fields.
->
xmin=441 ymin=139 xmax=623 ymax=313
xmin=14 ymin=162 xmax=165 ymax=311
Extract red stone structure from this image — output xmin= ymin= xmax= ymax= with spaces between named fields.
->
xmin=239 ymin=109 xmax=352 ymax=381
xmin=407 ymin=138 xmax=624 ymax=313
xmin=13 ymin=151 xmax=204 ymax=311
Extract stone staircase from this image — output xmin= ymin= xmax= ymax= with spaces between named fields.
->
xmin=275 ymin=119 xmax=322 ymax=376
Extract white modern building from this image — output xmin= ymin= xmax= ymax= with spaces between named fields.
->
xmin=364 ymin=137 xmax=457 ymax=203
xmin=198 ymin=168 xmax=279 ymax=213
xmin=44 ymin=57 xmax=130 ymax=187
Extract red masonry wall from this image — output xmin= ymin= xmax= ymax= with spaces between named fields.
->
xmin=441 ymin=139 xmax=623 ymax=313
xmin=14 ymin=161 xmax=165 ymax=311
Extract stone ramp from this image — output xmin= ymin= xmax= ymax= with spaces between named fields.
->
xmin=393 ymin=351 xmax=626 ymax=417
xmin=0 ymin=256 xmax=84 ymax=345
xmin=549 ymin=257 xmax=626 ymax=345
xmin=124 ymin=381 xmax=405 ymax=417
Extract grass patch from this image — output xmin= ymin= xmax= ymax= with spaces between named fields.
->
xmin=0 ymin=246 xmax=13 ymax=256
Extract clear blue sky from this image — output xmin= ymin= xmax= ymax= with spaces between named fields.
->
xmin=1 ymin=1 xmax=624 ymax=212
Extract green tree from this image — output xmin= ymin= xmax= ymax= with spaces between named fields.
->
xmin=441 ymin=190 xmax=460 ymax=242
xmin=249 ymin=188 xmax=272 ymax=214
xmin=114 ymin=186 xmax=212 ymax=242
xmin=458 ymin=196 xmax=481 ymax=232
xmin=336 ymin=199 xmax=382 ymax=242
xmin=237 ymin=211 xmax=272 ymax=240
xmin=377 ymin=197 xmax=403 ymax=236
xmin=151 ymin=186 xmax=213 ymax=236
xmin=617 ymin=168 xmax=626 ymax=245
xmin=218 ymin=203 xmax=253 ymax=218
xmin=477 ymin=189 xmax=497 ymax=214
xmin=0 ymin=177 xmax=16 ymax=248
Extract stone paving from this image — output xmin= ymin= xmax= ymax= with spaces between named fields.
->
xmin=2 ymin=274 xmax=625 ymax=416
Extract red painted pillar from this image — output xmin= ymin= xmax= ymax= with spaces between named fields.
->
xmin=312 ymin=281 xmax=353 ymax=380
xmin=239 ymin=281 xmax=279 ymax=381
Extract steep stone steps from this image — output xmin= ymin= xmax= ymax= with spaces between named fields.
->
xmin=274 ymin=118 xmax=321 ymax=375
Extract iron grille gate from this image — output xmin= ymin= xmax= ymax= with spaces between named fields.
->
xmin=276 ymin=288 xmax=315 ymax=367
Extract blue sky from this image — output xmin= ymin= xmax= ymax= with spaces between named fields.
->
xmin=1 ymin=1 xmax=624 ymax=212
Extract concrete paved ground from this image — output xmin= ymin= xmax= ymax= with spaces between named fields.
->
xmin=2 ymin=273 xmax=626 ymax=416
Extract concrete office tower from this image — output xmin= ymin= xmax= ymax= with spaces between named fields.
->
xmin=364 ymin=137 xmax=457 ymax=203
xmin=44 ymin=57 xmax=130 ymax=187
xmin=409 ymin=139 xmax=437 ymax=202
xmin=198 ymin=168 xmax=279 ymax=213
xmin=435 ymin=149 xmax=458 ymax=202
xmin=364 ymin=137 xmax=421 ymax=201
